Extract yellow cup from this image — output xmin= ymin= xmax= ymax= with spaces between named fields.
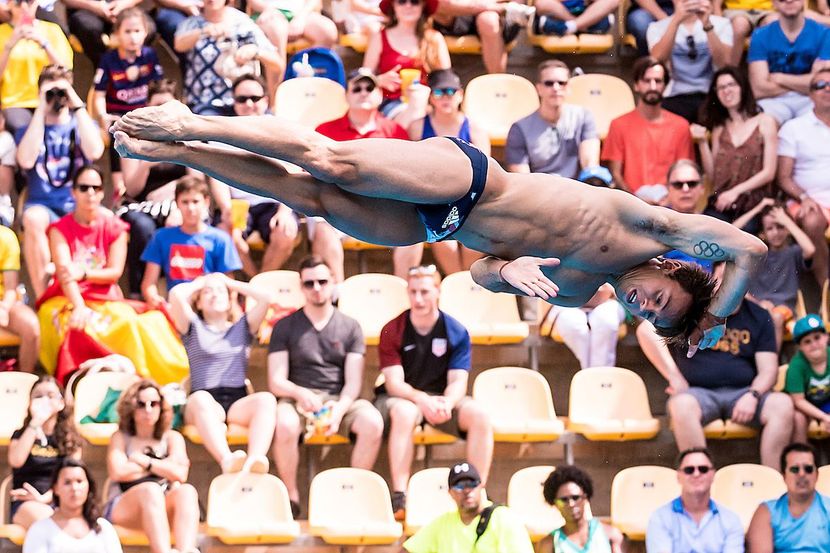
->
xmin=399 ymin=68 xmax=421 ymax=102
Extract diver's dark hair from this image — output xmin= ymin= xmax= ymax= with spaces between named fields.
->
xmin=654 ymin=262 xmax=718 ymax=349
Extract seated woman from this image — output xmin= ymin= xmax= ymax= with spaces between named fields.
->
xmin=536 ymin=465 xmax=623 ymax=553
xmin=8 ymin=376 xmax=81 ymax=530
xmin=169 ymin=273 xmax=278 ymax=474
xmin=22 ymin=458 xmax=122 ymax=553
xmin=36 ymin=165 xmax=189 ymax=385
xmin=105 ymin=379 xmax=200 ymax=553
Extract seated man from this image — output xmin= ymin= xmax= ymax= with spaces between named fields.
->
xmin=661 ymin=159 xmax=714 ymax=272
xmin=267 ymin=255 xmax=383 ymax=517
xmin=533 ymin=0 xmax=619 ymax=36
xmin=637 ymin=295 xmax=793 ymax=468
xmin=0 ymin=225 xmax=39 ymax=372
xmin=747 ymin=0 xmax=830 ymax=124
xmin=647 ymin=447 xmax=744 ymax=553
xmin=747 ymin=442 xmax=830 ymax=552
xmin=112 ymin=97 xmax=770 ymax=353
xmin=376 ymin=265 xmax=492 ymax=519
xmin=140 ymin=176 xmax=242 ymax=307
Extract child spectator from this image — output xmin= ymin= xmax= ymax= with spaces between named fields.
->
xmin=737 ymin=199 xmax=814 ymax=349
xmin=93 ymin=8 xmax=164 ymax=202
xmin=8 ymin=376 xmax=81 ymax=530
xmin=786 ymin=314 xmax=830 ymax=442
xmin=141 ymin=176 xmax=242 ymax=307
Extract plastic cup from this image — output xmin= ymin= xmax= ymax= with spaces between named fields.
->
xmin=399 ymin=68 xmax=421 ymax=102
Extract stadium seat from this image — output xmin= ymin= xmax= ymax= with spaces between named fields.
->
xmin=341 ymin=237 xmax=389 ymax=274
xmin=462 ymin=74 xmax=539 ymax=146
xmin=439 ymin=271 xmax=529 ymax=345
xmin=610 ymin=465 xmax=680 ymax=540
xmin=702 ymin=419 xmax=758 ymax=440
xmin=507 ymin=466 xmax=565 ymax=541
xmin=472 ymin=366 xmax=565 ymax=442
xmin=567 ymin=367 xmax=660 ymax=440
xmin=0 ymin=327 xmax=20 ymax=348
xmin=0 ymin=372 xmax=38 ymax=446
xmin=337 ymin=273 xmax=409 ymax=345
xmin=0 ymin=475 xmax=25 ymax=545
xmin=73 ymin=371 xmax=140 ymax=445
xmin=711 ymin=463 xmax=786 ymax=531
xmin=285 ymin=38 xmax=312 ymax=55
xmin=818 ymin=465 xmax=830 ymax=496
xmin=206 ymin=472 xmax=300 ymax=544
xmin=308 ymin=468 xmax=403 ymax=545
xmin=526 ymin=25 xmax=614 ymax=54
xmin=244 ymin=270 xmax=305 ymax=344
xmin=274 ymin=77 xmax=348 ymax=129
xmin=339 ymin=33 xmax=369 ymax=52
xmin=566 ymin=74 xmax=635 ymax=139
xmin=443 ymin=34 xmax=518 ymax=54
xmin=404 ymin=467 xmax=456 ymax=535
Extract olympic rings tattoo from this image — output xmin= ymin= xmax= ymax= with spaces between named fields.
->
xmin=693 ymin=240 xmax=725 ymax=258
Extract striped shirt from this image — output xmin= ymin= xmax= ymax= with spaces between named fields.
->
xmin=183 ymin=314 xmax=252 ymax=391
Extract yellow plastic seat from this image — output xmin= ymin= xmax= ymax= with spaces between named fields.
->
xmin=462 ymin=74 xmax=539 ymax=146
xmin=566 ymin=74 xmax=635 ymax=139
xmin=412 ymin=424 xmax=458 ymax=445
xmin=337 ymin=273 xmax=409 ymax=346
xmin=308 ymin=468 xmax=403 ymax=545
xmin=817 ymin=465 xmax=830 ymax=496
xmin=711 ymin=463 xmax=786 ymax=531
xmin=404 ymin=467 xmax=456 ymax=535
xmin=567 ymin=367 xmax=660 ymax=441
xmin=339 ymin=32 xmax=369 ymax=52
xmin=0 ymin=372 xmax=38 ymax=446
xmin=702 ymin=419 xmax=758 ymax=440
xmin=244 ymin=270 xmax=305 ymax=344
xmin=73 ymin=372 xmax=141 ymax=445
xmin=507 ymin=466 xmax=565 ymax=541
xmin=443 ymin=34 xmax=518 ymax=54
xmin=207 ymin=472 xmax=300 ymax=544
xmin=610 ymin=465 xmax=680 ymax=540
xmin=285 ymin=38 xmax=312 ymax=54
xmin=0 ymin=327 xmax=20 ymax=348
xmin=439 ymin=271 xmax=529 ymax=345
xmin=0 ymin=475 xmax=25 ymax=545
xmin=527 ymin=27 xmax=614 ymax=54
xmin=274 ymin=77 xmax=348 ymax=129
xmin=180 ymin=423 xmax=249 ymax=446
xmin=472 ymin=367 xmax=564 ymax=442
xmin=807 ymin=419 xmax=830 ymax=440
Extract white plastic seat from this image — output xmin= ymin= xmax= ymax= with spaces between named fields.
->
xmin=507 ymin=466 xmax=565 ymax=541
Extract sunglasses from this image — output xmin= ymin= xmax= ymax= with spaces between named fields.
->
xmin=432 ymin=87 xmax=458 ymax=97
xmin=541 ymin=79 xmax=568 ymax=88
xmin=686 ymin=35 xmax=698 ymax=61
xmin=136 ymin=399 xmax=161 ymax=409
xmin=450 ymin=480 xmax=479 ymax=491
xmin=810 ymin=80 xmax=830 ymax=92
xmin=302 ymin=278 xmax=330 ymax=289
xmin=787 ymin=464 xmax=815 ymax=475
xmin=234 ymin=94 xmax=264 ymax=104
xmin=350 ymin=83 xmax=376 ymax=94
xmin=681 ymin=465 xmax=712 ymax=475
xmin=555 ymin=494 xmax=585 ymax=504
xmin=669 ymin=180 xmax=701 ymax=189
xmin=395 ymin=0 xmax=421 ymax=5
xmin=73 ymin=183 xmax=103 ymax=193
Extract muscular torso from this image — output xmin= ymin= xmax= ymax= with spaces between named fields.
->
xmin=453 ymin=165 xmax=674 ymax=306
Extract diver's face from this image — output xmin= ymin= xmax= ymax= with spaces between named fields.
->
xmin=616 ymin=262 xmax=693 ymax=329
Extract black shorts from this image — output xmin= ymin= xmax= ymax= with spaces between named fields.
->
xmin=203 ymin=386 xmax=248 ymax=414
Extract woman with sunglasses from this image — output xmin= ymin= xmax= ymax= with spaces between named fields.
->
xmin=169 ymin=272 xmax=277 ymax=474
xmin=105 ymin=379 xmax=200 ymax=553
xmin=646 ymin=0 xmax=732 ymax=123
xmin=9 ymin=376 xmax=81 ymax=531
xmin=22 ymin=458 xmax=122 ymax=553
xmin=362 ymin=0 xmax=450 ymax=123
xmin=695 ymin=66 xmax=778 ymax=229
xmin=536 ymin=465 xmax=622 ymax=553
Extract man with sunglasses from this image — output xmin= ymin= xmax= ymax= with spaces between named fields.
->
xmin=506 ymin=60 xmax=601 ymax=181
xmin=647 ymin=447 xmax=744 ymax=553
xmin=402 ymin=461 xmax=533 ymax=553
xmin=747 ymin=442 xmax=830 ymax=552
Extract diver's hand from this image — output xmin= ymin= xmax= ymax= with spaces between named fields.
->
xmin=687 ymin=312 xmax=727 ymax=357
xmin=499 ymin=256 xmax=560 ymax=299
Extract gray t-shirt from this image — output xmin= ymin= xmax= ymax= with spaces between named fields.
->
xmin=182 ymin=314 xmax=252 ymax=391
xmin=748 ymin=243 xmax=808 ymax=310
xmin=505 ymin=106 xmax=598 ymax=178
xmin=646 ymin=16 xmax=733 ymax=97
xmin=268 ymin=309 xmax=365 ymax=395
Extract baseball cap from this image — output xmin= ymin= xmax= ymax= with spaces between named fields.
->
xmin=347 ymin=68 xmax=379 ymax=87
xmin=578 ymin=166 xmax=613 ymax=187
xmin=448 ymin=461 xmax=481 ymax=488
xmin=793 ymin=314 xmax=826 ymax=342
xmin=428 ymin=69 xmax=462 ymax=91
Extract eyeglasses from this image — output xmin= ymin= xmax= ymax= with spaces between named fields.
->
xmin=431 ymin=87 xmax=458 ymax=97
xmin=686 ymin=35 xmax=698 ymax=61
xmin=810 ymin=80 xmax=830 ymax=92
xmin=787 ymin=464 xmax=816 ymax=475
xmin=302 ymin=278 xmax=330 ymax=289
xmin=681 ymin=465 xmax=712 ymax=475
xmin=669 ymin=180 xmax=701 ymax=189
xmin=395 ymin=0 xmax=421 ymax=5
xmin=408 ymin=264 xmax=437 ymax=276
xmin=555 ymin=494 xmax=585 ymax=504
xmin=136 ymin=400 xmax=161 ymax=409
xmin=541 ymin=79 xmax=568 ymax=88
xmin=715 ymin=80 xmax=740 ymax=93
xmin=350 ymin=83 xmax=376 ymax=94
xmin=450 ymin=480 xmax=479 ymax=491
xmin=73 ymin=183 xmax=103 ymax=193
xmin=234 ymin=94 xmax=264 ymax=104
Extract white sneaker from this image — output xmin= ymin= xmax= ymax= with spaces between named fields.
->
xmin=504 ymin=2 xmax=535 ymax=27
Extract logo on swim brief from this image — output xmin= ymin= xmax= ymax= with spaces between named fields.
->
xmin=442 ymin=206 xmax=460 ymax=230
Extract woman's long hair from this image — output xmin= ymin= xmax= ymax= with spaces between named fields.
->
xmin=20 ymin=376 xmax=82 ymax=457
xmin=699 ymin=66 xmax=761 ymax=129
xmin=386 ymin=10 xmax=441 ymax=73
xmin=50 ymin=458 xmax=101 ymax=532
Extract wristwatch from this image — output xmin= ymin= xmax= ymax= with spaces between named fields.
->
xmin=748 ymin=389 xmax=761 ymax=400
xmin=702 ymin=22 xmax=714 ymax=32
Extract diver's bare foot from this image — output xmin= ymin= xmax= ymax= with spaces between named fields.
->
xmin=113 ymin=130 xmax=182 ymax=162
xmin=112 ymin=100 xmax=194 ymax=142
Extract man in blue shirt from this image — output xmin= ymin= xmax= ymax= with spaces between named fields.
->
xmin=747 ymin=0 xmax=830 ymax=124
xmin=647 ymin=447 xmax=744 ymax=552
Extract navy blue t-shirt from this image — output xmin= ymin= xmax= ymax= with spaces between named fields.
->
xmin=747 ymin=19 xmax=830 ymax=75
xmin=673 ymin=300 xmax=776 ymax=389
xmin=94 ymin=46 xmax=164 ymax=115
